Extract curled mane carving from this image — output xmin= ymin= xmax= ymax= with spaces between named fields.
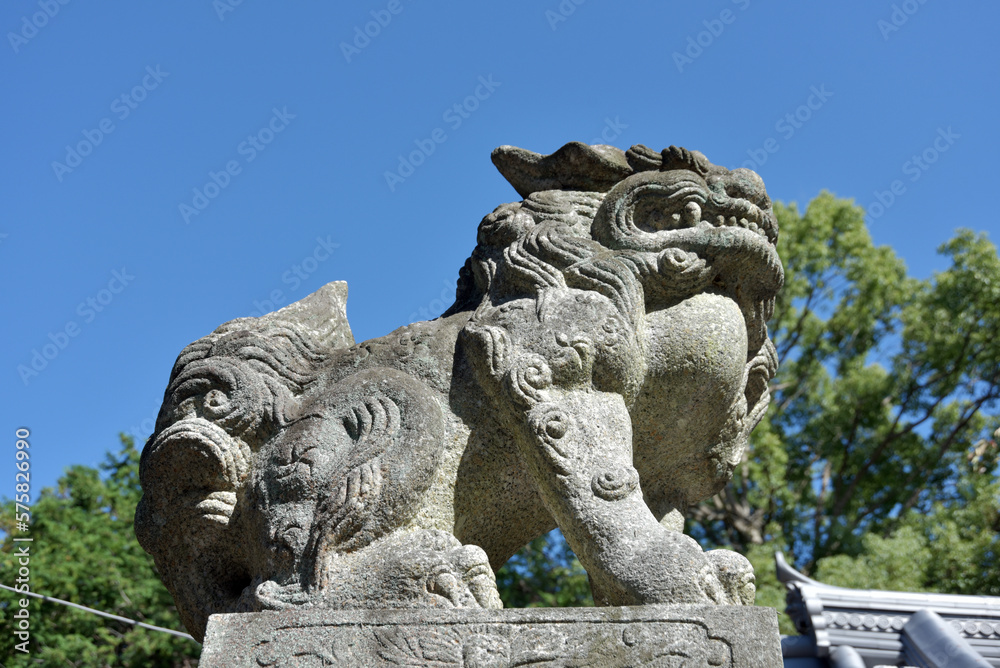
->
xmin=451 ymin=142 xmax=782 ymax=365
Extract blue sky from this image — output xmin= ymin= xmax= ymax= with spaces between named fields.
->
xmin=2 ymin=1 xmax=997 ymax=497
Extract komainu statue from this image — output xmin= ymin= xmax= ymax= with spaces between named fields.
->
xmin=136 ymin=142 xmax=782 ymax=641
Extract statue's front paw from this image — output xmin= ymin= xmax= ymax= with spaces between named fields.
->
xmin=254 ymin=579 xmax=312 ymax=610
xmin=396 ymin=530 xmax=502 ymax=610
xmin=705 ymin=549 xmax=755 ymax=605
xmin=306 ymin=529 xmax=502 ymax=610
xmin=453 ymin=543 xmax=504 ymax=609
xmin=313 ymin=529 xmax=501 ymax=610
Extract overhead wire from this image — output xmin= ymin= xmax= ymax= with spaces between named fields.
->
xmin=0 ymin=583 xmax=197 ymax=642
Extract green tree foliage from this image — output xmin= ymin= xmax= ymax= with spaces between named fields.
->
xmin=688 ymin=192 xmax=1000 ymax=623
xmin=0 ymin=436 xmax=199 ymax=667
xmin=814 ymin=474 xmax=999 ymax=595
xmin=496 ymin=530 xmax=592 ymax=608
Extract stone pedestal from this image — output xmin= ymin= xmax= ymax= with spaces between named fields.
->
xmin=199 ymin=605 xmax=782 ymax=667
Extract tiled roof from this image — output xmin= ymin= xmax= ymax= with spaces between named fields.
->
xmin=776 ymin=552 xmax=999 ymax=667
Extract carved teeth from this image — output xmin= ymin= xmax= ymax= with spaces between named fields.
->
xmin=682 ymin=202 xmax=702 ymax=226
xmin=702 ymin=212 xmax=771 ymax=241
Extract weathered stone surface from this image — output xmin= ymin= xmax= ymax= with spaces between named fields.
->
xmin=135 ymin=142 xmax=783 ymax=644
xmin=199 ymin=605 xmax=783 ymax=667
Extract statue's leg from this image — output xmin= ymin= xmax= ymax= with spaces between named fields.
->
xmin=515 ymin=389 xmax=726 ymax=606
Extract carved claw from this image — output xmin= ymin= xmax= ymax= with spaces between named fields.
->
xmin=310 ymin=529 xmax=502 ymax=611
xmin=396 ymin=531 xmax=503 ymax=610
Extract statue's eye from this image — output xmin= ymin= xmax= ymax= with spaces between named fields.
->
xmin=203 ymin=389 xmax=231 ymax=417
xmin=532 ymin=407 xmax=572 ymax=445
xmin=544 ymin=415 xmax=568 ymax=440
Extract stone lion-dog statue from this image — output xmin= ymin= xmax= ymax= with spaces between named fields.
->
xmin=136 ymin=142 xmax=782 ymax=641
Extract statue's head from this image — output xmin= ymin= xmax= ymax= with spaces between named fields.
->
xmin=456 ymin=142 xmax=782 ymax=508
xmin=135 ymin=284 xmax=353 ymax=639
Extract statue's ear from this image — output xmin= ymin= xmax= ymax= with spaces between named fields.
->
xmin=260 ymin=281 xmax=354 ymax=349
xmin=491 ymin=142 xmax=632 ymax=198
xmin=215 ymin=280 xmax=355 ymax=351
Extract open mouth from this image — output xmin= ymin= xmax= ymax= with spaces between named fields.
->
xmin=620 ymin=183 xmax=784 ymax=298
xmin=638 ymin=194 xmax=776 ymax=245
